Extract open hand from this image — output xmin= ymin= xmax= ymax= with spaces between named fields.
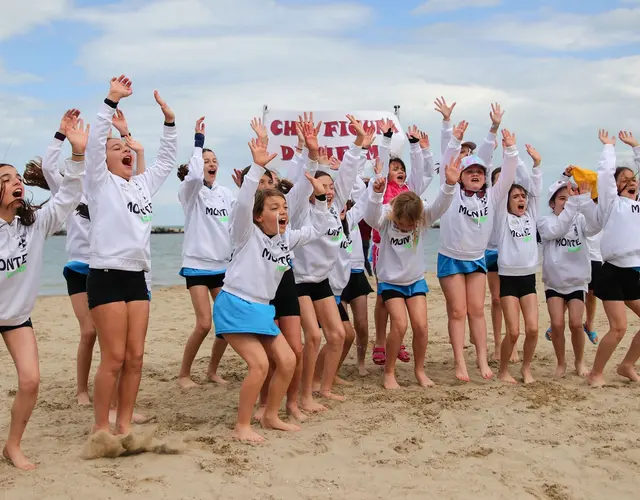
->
xmin=619 ymin=130 xmax=638 ymax=148
xmin=490 ymin=102 xmax=504 ymax=127
xmin=125 ymin=135 xmax=144 ymax=154
xmin=346 ymin=114 xmax=366 ymax=139
xmin=329 ymin=156 xmax=341 ymax=171
xmin=578 ymin=181 xmax=592 ymax=196
xmin=419 ymin=131 xmax=430 ymax=149
xmin=248 ymin=138 xmax=277 ymax=168
xmin=59 ymin=109 xmax=80 ymax=135
xmin=108 ymin=75 xmax=133 ymax=102
xmin=379 ymin=118 xmax=394 ymax=136
xmin=112 ymin=109 xmax=130 ymax=136
xmin=502 ymin=129 xmax=516 ymax=148
xmin=154 ymin=91 xmax=175 ymax=123
xmin=305 ymin=171 xmax=327 ymax=196
xmin=525 ymin=144 xmax=541 ymax=167
xmin=434 ymin=96 xmax=456 ymax=121
xmin=599 ymin=129 xmax=616 ymax=145
xmin=195 ymin=116 xmax=205 ymax=136
xmin=453 ymin=120 xmax=468 ymax=141
xmin=372 ymin=177 xmax=386 ymax=193
xmin=444 ymin=155 xmax=462 ymax=185
xmin=65 ymin=116 xmax=90 ymax=155
xmin=318 ymin=146 xmax=329 ymax=166
xmin=406 ymin=125 xmax=420 ymax=142
xmin=231 ymin=168 xmax=243 ymax=188
xmin=362 ymin=126 xmax=377 ymax=149
xmin=251 ymin=117 xmax=268 ymax=147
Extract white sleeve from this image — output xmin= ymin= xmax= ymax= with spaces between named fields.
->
xmin=178 ymin=146 xmax=204 ymax=207
xmin=230 ymin=164 xmax=263 ymax=247
xmin=424 ymin=182 xmax=456 ymax=226
xmin=633 ymin=146 xmax=640 ymax=174
xmin=290 ymin=199 xmax=329 ymax=249
xmin=527 ymin=167 xmax=543 ymax=221
xmin=137 ymin=125 xmax=178 ymax=196
xmin=332 ymin=144 xmax=364 ymax=211
xmin=537 ymin=197 xmax=581 ymax=240
xmin=596 ymin=144 xmax=617 ymax=227
xmin=406 ymin=142 xmax=426 ymax=194
xmin=348 ymin=176 xmax=369 ymax=225
xmin=287 ymin=150 xmax=308 ymax=185
xmin=490 ymin=145 xmax=518 ymax=209
xmin=440 ymin=136 xmax=461 ymax=185
xmin=364 ymin=189 xmax=385 ymax=230
xmin=477 ymin=131 xmax=497 ymax=168
xmin=85 ymin=101 xmax=115 ymax=195
xmin=441 ymin=120 xmax=453 ymax=157
xmin=579 ymin=198 xmax=602 ymax=237
xmin=35 ymin=159 xmax=84 ymax=236
xmin=286 ymin=157 xmax=317 ymax=228
xmin=378 ymin=135 xmax=391 ymax=180
xmin=41 ymin=137 xmax=64 ymax=195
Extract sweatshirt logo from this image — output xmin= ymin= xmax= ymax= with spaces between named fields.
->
xmin=510 ymin=227 xmax=532 ymax=243
xmin=459 ymin=204 xmax=488 ymax=224
xmin=127 ymin=201 xmax=153 ymax=223
xmin=555 ymin=237 xmax=582 ymax=252
xmin=327 ymin=228 xmax=342 ymax=242
xmin=340 ymin=236 xmax=353 ymax=253
xmin=261 ymin=247 xmax=291 ymax=272
xmin=1 ymin=253 xmax=27 ymax=278
xmin=390 ymin=234 xmax=418 ymax=249
xmin=632 ymin=205 xmax=640 ymax=214
xmin=206 ymin=207 xmax=229 ymax=223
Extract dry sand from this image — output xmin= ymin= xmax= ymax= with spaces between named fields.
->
xmin=1 ymin=272 xmax=640 ymax=499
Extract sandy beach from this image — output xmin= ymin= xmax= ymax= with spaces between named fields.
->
xmin=1 ymin=272 xmax=639 ymax=500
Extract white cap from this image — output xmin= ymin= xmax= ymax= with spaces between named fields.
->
xmin=547 ymin=180 xmax=571 ymax=204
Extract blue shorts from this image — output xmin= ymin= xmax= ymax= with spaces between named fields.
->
xmin=377 ymin=279 xmax=429 ymax=302
xmin=212 ymin=290 xmax=280 ymax=338
xmin=485 ymin=250 xmax=498 ymax=273
xmin=179 ymin=267 xmax=225 ymax=277
xmin=437 ymin=254 xmax=487 ymax=279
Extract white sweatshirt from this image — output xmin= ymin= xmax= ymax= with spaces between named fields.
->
xmin=378 ymin=137 xmax=434 ymax=197
xmin=85 ymin=101 xmax=178 ymax=272
xmin=438 ymin=138 xmax=518 ymax=261
xmin=292 ymin=144 xmax=364 ymax=284
xmin=586 ymin=231 xmax=603 ymax=262
xmin=0 ymin=159 xmax=84 ymax=326
xmin=365 ymin=182 xmax=456 ymax=286
xmin=222 ymin=164 xmax=328 ymax=304
xmin=440 ymin=121 xmax=497 ymax=170
xmin=495 ymin=167 xmax=542 ymax=276
xmin=347 ymin=175 xmax=369 ymax=272
xmin=538 ymin=194 xmax=600 ymax=294
xmin=596 ymin=144 xmax=640 ymax=268
xmin=179 ymin=145 xmax=234 ymax=271
xmin=42 ymin=137 xmax=91 ymax=264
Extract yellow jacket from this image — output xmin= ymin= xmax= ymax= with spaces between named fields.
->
xmin=566 ymin=165 xmax=598 ymax=200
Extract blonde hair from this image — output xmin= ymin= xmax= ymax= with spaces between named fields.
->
xmin=388 ymin=191 xmax=424 ymax=248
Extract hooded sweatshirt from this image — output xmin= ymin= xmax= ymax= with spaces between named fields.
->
xmin=597 ymin=144 xmax=640 ymax=268
xmin=494 ymin=166 xmax=542 ymax=276
xmin=292 ymin=144 xmax=364 ymax=284
xmin=438 ymin=136 xmax=518 ymax=261
xmin=84 ymin=101 xmax=178 ymax=272
xmin=365 ymin=182 xmax=456 ymax=286
xmin=538 ymin=194 xmax=600 ymax=294
xmin=179 ymin=135 xmax=234 ymax=272
xmin=222 ymin=164 xmax=328 ymax=303
xmin=0 ymin=159 xmax=84 ymax=326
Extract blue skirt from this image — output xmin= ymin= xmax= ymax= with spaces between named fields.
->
xmin=377 ymin=279 xmax=429 ymax=297
xmin=213 ymin=290 xmax=280 ymax=338
xmin=437 ymin=253 xmax=487 ymax=279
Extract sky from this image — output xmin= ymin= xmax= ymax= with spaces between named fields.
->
xmin=1 ymin=0 xmax=639 ymax=226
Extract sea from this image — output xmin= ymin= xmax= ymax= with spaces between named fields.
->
xmin=39 ymin=230 xmax=442 ymax=296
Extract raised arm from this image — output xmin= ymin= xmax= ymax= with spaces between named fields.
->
xmin=537 ymin=190 xmax=586 ymax=240
xmin=377 ymin=118 xmax=394 ymax=180
xmin=434 ymin=97 xmax=456 ymax=156
xmin=332 ymin=114 xmax=366 ymax=210
xmin=618 ymin=130 xmax=640 ymax=173
xmin=490 ymin=129 xmax=518 ymax=208
xmin=441 ymin=120 xmax=467 ymax=185
xmin=406 ymin=126 xmax=425 ymax=194
xmin=290 ymin=175 xmax=330 ymax=249
xmin=525 ymin=144 xmax=543 ymax=221
xmin=425 ymin=156 xmax=459 ymax=225
xmin=287 ymin=117 xmax=321 ymax=228
xmin=477 ymin=103 xmax=503 ymax=167
xmin=596 ymin=130 xmax=618 ymax=226
xmin=364 ymin=177 xmax=387 ymax=230
xmin=178 ymin=118 xmax=207 ymax=206
xmin=137 ymin=91 xmax=178 ymax=196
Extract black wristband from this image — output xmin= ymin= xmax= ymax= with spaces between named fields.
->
xmin=120 ymin=132 xmax=131 ymax=138
xmin=54 ymin=132 xmax=66 ymax=142
xmin=194 ymin=133 xmax=205 ymax=149
xmin=164 ymin=121 xmax=176 ymax=127
xmin=408 ymin=137 xmax=419 ymax=144
xmin=383 ymin=129 xmax=393 ymax=138
xmin=315 ymin=194 xmax=327 ymax=201
xmin=104 ymin=98 xmax=118 ymax=109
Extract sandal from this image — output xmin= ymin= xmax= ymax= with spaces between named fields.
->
xmin=397 ymin=345 xmax=411 ymax=363
xmin=583 ymin=323 xmax=599 ymax=345
xmin=372 ymin=347 xmax=386 ymax=366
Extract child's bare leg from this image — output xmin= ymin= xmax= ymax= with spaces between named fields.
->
xmin=349 ymin=295 xmax=369 ymax=375
xmin=616 ymin=300 xmax=640 ymax=382
xmin=312 ymin=344 xmax=326 ymax=392
xmin=585 ymin=290 xmax=597 ymax=333
xmin=315 ymin=297 xmax=347 ymax=401
xmin=299 ymin=297 xmax=326 ymax=412
xmin=520 ymin=294 xmax=539 ymax=384
xmin=2 ymin=327 xmax=39 ymax=471
xmin=223 ymin=334 xmax=269 ymax=442
xmin=567 ymin=299 xmax=587 ymax=376
xmin=254 ymin=363 xmax=273 ymax=421
xmin=406 ymin=295 xmax=434 ymax=387
xmin=547 ymin=297 xmax=567 ymax=377
xmin=278 ymin=315 xmax=306 ymax=421
xmin=588 ymin=300 xmax=627 ymax=387
xmin=70 ymin=292 xmax=96 ymax=405
xmin=498 ymin=296 xmax=520 ymax=384
xmin=466 ymin=273 xmax=493 ymax=379
xmin=383 ymin=297 xmax=408 ymax=389
xmin=487 ymin=272 xmax=502 ymax=360
xmin=334 ymin=320 xmax=355 ymax=384
xmin=260 ymin=335 xmax=299 ymax=432
xmin=178 ymin=286 xmax=212 ymax=389
xmin=374 ymin=293 xmax=388 ymax=349
xmin=206 ymin=287 xmax=228 ymax=384
xmin=440 ymin=274 xmax=469 ymax=381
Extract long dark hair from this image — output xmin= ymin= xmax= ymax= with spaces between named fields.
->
xmin=0 ymin=163 xmax=38 ymax=226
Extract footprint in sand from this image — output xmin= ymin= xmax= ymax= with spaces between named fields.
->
xmin=81 ymin=426 xmax=183 ymax=460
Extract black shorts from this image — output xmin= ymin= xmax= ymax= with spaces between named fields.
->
xmin=185 ymin=273 xmax=225 ymax=290
xmin=545 ymin=289 xmax=585 ymax=303
xmin=87 ymin=269 xmax=150 ymax=310
xmin=340 ymin=272 xmax=373 ymax=303
xmin=270 ymin=268 xmax=300 ymax=318
xmin=380 ymin=290 xmax=427 ymax=302
xmin=0 ymin=318 xmax=33 ymax=334
xmin=595 ymin=262 xmax=640 ymax=302
xmin=63 ymin=267 xmax=88 ymax=296
xmin=499 ymin=274 xmax=536 ymax=299
xmin=588 ymin=261 xmax=602 ymax=292
xmin=296 ymin=278 xmax=333 ymax=302
xmin=337 ymin=301 xmax=349 ymax=322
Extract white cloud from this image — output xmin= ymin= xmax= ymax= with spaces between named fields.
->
xmin=0 ymin=60 xmax=40 ymax=85
xmin=0 ymin=0 xmax=71 ymax=41
xmin=412 ymin=0 xmax=501 ymax=15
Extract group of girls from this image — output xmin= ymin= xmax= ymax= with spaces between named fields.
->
xmin=2 ymin=77 xmax=640 ymax=468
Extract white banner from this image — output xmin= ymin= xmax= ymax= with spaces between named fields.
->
xmin=264 ymin=109 xmax=406 ymax=178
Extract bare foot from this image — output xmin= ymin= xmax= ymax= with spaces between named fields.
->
xmin=208 ymin=373 xmax=228 ymax=385
xmin=178 ymin=376 xmax=200 ymax=390
xmin=498 ymin=371 xmax=517 ymax=384
xmin=358 ymin=364 xmax=368 ymax=377
xmin=286 ymin=404 xmax=308 ymax=422
xmin=415 ymin=370 xmax=435 ymax=388
xmin=510 ymin=351 xmax=520 ymax=363
xmin=455 ymin=362 xmax=470 ymax=382
xmin=300 ymin=397 xmax=327 ymax=413
xmin=77 ymin=391 xmax=91 ymax=406
xmin=521 ymin=367 xmax=535 ymax=384
xmin=492 ymin=351 xmax=501 ymax=362
xmin=587 ymin=372 xmax=606 ymax=388
xmin=261 ymin=414 xmax=301 ymax=432
xmin=575 ymin=362 xmax=588 ymax=378
xmin=333 ymin=376 xmax=353 ymax=386
xmin=232 ymin=425 xmax=265 ymax=443
xmin=320 ymin=390 xmax=345 ymax=401
xmin=132 ymin=412 xmax=153 ymax=424
xmin=478 ymin=362 xmax=494 ymax=380
xmin=383 ymin=373 xmax=401 ymax=390
xmin=555 ymin=363 xmax=567 ymax=378
xmin=617 ymin=364 xmax=640 ymax=382
xmin=253 ymin=405 xmax=266 ymax=422
xmin=3 ymin=444 xmax=36 ymax=471
xmin=312 ymin=380 xmax=321 ymax=392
